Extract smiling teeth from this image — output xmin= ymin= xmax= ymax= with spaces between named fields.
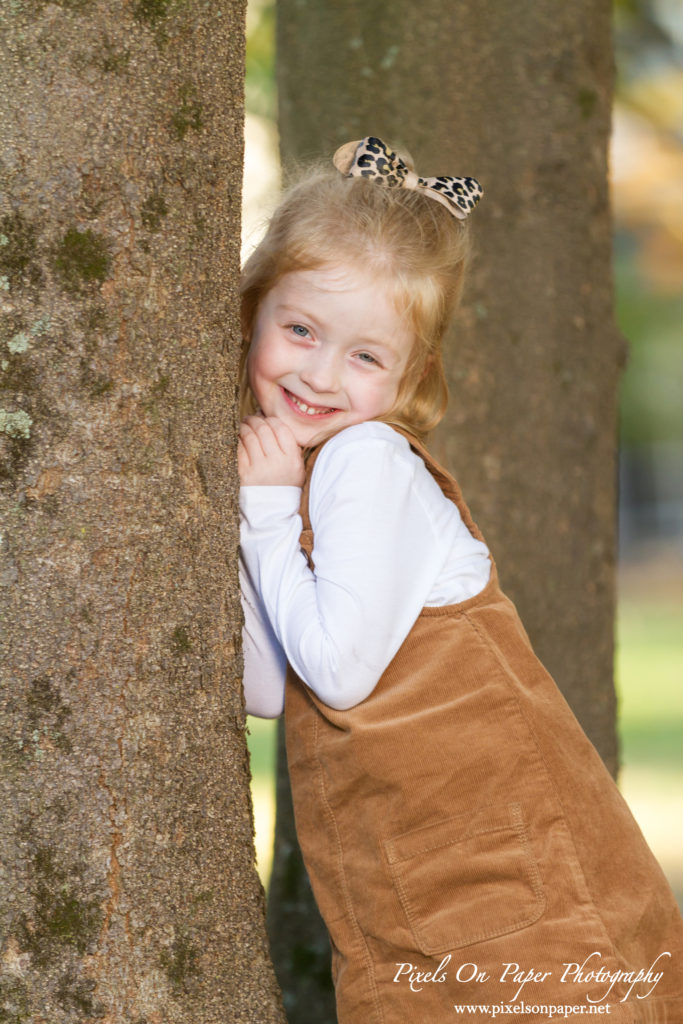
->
xmin=287 ymin=391 xmax=335 ymax=416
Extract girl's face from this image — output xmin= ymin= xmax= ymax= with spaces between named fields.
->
xmin=247 ymin=263 xmax=415 ymax=447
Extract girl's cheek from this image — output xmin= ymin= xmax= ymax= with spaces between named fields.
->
xmin=245 ymin=352 xmax=255 ymax=387
xmin=245 ymin=347 xmax=264 ymax=400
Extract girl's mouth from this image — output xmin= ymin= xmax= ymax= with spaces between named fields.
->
xmin=282 ymin=387 xmax=339 ymax=418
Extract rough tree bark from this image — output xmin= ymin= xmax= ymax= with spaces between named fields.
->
xmin=0 ymin=2 xmax=284 ymax=1021
xmin=271 ymin=2 xmax=622 ymax=1021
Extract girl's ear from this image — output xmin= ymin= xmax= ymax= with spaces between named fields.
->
xmin=240 ymin=309 xmax=251 ymax=342
xmin=420 ymin=355 xmax=434 ymax=381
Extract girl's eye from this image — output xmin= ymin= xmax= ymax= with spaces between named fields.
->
xmin=289 ymin=324 xmax=310 ymax=338
xmin=356 ymin=352 xmax=378 ymax=365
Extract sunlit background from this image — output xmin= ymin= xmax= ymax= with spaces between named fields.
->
xmin=242 ymin=0 xmax=683 ymax=908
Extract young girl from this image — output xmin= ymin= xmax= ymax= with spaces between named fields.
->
xmin=238 ymin=137 xmax=683 ymax=1024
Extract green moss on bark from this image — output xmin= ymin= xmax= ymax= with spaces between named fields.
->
xmin=0 ymin=214 xmax=43 ymax=291
xmin=0 ymin=975 xmax=30 ymax=1024
xmin=55 ymin=969 xmax=105 ymax=1017
xmin=19 ymin=846 xmax=103 ymax=965
xmin=27 ymin=676 xmax=73 ymax=754
xmin=171 ymin=84 xmax=203 ymax=139
xmin=171 ymin=625 xmax=192 ymax=653
xmin=133 ymin=0 xmax=170 ymax=27
xmin=578 ymin=86 xmax=598 ymax=119
xmin=53 ymin=228 xmax=111 ymax=293
xmin=141 ymin=191 xmax=168 ymax=232
xmin=159 ymin=933 xmax=201 ymax=991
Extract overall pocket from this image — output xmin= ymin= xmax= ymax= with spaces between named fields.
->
xmin=384 ymin=802 xmax=545 ymax=954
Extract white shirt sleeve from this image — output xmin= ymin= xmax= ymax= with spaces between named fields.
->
xmin=240 ymin=552 xmax=288 ymax=718
xmin=240 ymin=423 xmax=475 ymax=712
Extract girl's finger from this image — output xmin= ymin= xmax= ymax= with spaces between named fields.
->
xmin=239 ymin=424 xmax=268 ymax=460
xmin=267 ymin=416 xmax=302 ymax=455
xmin=239 ymin=416 xmax=266 ymax=437
xmin=242 ymin=415 xmax=265 ymax=429
xmin=243 ymin=416 xmax=283 ymax=457
xmin=237 ymin=437 xmax=252 ymax=476
xmin=240 ymin=418 xmax=272 ymax=453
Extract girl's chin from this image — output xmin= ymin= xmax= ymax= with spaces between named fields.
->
xmin=289 ymin=417 xmax=342 ymax=446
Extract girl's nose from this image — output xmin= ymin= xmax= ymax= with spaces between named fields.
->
xmin=299 ymin=349 xmax=341 ymax=395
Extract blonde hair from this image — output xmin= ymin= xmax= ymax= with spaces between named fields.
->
xmin=240 ymin=155 xmax=471 ymax=442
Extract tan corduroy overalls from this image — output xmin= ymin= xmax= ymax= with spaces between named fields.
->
xmin=285 ymin=429 xmax=683 ymax=1024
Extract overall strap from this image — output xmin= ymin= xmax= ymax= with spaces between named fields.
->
xmin=296 ymin=443 xmax=324 ymax=565
xmin=296 ymin=423 xmax=491 ymax=561
xmin=389 ymin=426 xmax=489 ymax=548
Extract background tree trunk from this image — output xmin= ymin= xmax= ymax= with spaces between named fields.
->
xmin=266 ymin=725 xmax=334 ymax=1023
xmin=0 ymin=2 xmax=284 ymax=1020
xmin=272 ymin=1 xmax=622 ymax=1020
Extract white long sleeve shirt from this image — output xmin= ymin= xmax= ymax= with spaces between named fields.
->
xmin=240 ymin=421 xmax=491 ymax=717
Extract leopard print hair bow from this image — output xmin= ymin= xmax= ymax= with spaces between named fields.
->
xmin=333 ymin=137 xmax=483 ymax=220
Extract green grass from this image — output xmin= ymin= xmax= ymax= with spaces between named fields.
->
xmin=616 ymin=600 xmax=683 ymax=770
xmin=246 ymin=716 xmax=277 ymax=783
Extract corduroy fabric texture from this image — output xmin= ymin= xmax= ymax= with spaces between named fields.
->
xmin=284 ymin=429 xmax=683 ymax=1024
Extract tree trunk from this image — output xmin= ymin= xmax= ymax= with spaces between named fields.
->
xmin=0 ymin=2 xmax=284 ymax=1021
xmin=273 ymin=1 xmax=621 ymax=1020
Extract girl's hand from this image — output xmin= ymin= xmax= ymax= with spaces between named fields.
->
xmin=238 ymin=415 xmax=305 ymax=487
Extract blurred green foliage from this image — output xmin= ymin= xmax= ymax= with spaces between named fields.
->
xmin=246 ymin=0 xmax=276 ymax=120
xmin=612 ymin=0 xmax=683 ymax=453
xmin=616 ymin=252 xmax=683 ymax=445
xmin=613 ymin=0 xmax=680 ymax=63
